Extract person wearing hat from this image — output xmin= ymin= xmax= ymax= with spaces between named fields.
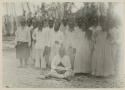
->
xmin=15 ymin=16 xmax=31 ymax=68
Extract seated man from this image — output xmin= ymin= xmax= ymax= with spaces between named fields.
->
xmin=43 ymin=44 xmax=73 ymax=80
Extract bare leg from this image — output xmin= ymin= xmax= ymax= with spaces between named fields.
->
xmin=24 ymin=58 xmax=28 ymax=67
xmin=35 ymin=50 xmax=40 ymax=69
xmin=45 ymin=55 xmax=49 ymax=68
xmin=41 ymin=51 xmax=46 ymax=69
xmin=19 ymin=58 xmax=23 ymax=68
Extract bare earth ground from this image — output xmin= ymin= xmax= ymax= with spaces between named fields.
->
xmin=2 ymin=40 xmax=125 ymax=88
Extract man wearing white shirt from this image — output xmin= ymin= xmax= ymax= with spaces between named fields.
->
xmin=43 ymin=19 xmax=55 ymax=68
xmin=32 ymin=21 xmax=46 ymax=69
xmin=44 ymin=44 xmax=73 ymax=80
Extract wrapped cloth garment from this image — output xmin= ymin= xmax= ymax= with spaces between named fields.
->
xmin=15 ymin=26 xmax=31 ymax=59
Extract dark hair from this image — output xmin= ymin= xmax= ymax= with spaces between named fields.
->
xmin=48 ymin=19 xmax=54 ymax=28
xmin=54 ymin=21 xmax=61 ymax=32
xmin=85 ymin=29 xmax=92 ymax=40
xmin=27 ymin=18 xmax=32 ymax=27
xmin=20 ymin=20 xmax=26 ymax=26
xmin=62 ymin=18 xmax=68 ymax=26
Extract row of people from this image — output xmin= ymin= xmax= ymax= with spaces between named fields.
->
xmin=15 ymin=16 xmax=119 ymax=79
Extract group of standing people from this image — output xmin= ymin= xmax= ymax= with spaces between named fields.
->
xmin=14 ymin=13 xmax=119 ymax=79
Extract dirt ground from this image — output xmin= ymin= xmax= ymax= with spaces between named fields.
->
xmin=2 ymin=41 xmax=125 ymax=88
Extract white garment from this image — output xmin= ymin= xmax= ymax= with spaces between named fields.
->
xmin=35 ymin=49 xmax=46 ymax=68
xmin=59 ymin=24 xmax=68 ymax=35
xmin=51 ymin=54 xmax=71 ymax=71
xmin=50 ymin=30 xmax=65 ymax=62
xmin=43 ymin=27 xmax=54 ymax=47
xmin=74 ymin=27 xmax=91 ymax=73
xmin=64 ymin=27 xmax=79 ymax=51
xmin=15 ymin=26 xmax=31 ymax=45
xmin=32 ymin=28 xmax=45 ymax=49
xmin=53 ymin=30 xmax=64 ymax=45
xmin=27 ymin=26 xmax=33 ymax=32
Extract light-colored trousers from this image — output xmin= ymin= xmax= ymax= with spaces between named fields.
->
xmin=35 ymin=49 xmax=46 ymax=69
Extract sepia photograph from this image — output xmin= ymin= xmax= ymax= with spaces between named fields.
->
xmin=2 ymin=0 xmax=125 ymax=88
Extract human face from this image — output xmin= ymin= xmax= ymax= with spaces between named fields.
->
xmin=38 ymin=24 xmax=43 ymax=30
xmin=62 ymin=19 xmax=67 ymax=26
xmin=68 ymin=22 xmax=75 ymax=32
xmin=49 ymin=20 xmax=54 ymax=28
xmin=43 ymin=20 xmax=48 ymax=28
xmin=54 ymin=21 xmax=61 ymax=32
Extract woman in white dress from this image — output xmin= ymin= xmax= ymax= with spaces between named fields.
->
xmin=91 ymin=24 xmax=115 ymax=77
xmin=73 ymin=20 xmax=91 ymax=74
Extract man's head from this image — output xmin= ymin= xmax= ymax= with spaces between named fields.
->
xmin=43 ymin=19 xmax=48 ymax=28
xmin=54 ymin=19 xmax=61 ymax=32
xmin=62 ymin=18 xmax=68 ymax=26
xmin=48 ymin=17 xmax=54 ymax=28
xmin=38 ymin=21 xmax=44 ymax=30
xmin=59 ymin=44 xmax=65 ymax=58
xmin=27 ymin=18 xmax=32 ymax=27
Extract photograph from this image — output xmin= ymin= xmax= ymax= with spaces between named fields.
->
xmin=2 ymin=0 xmax=125 ymax=88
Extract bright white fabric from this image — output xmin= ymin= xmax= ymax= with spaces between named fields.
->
xmin=15 ymin=26 xmax=31 ymax=45
xmin=32 ymin=28 xmax=45 ymax=49
xmin=51 ymin=54 xmax=71 ymax=71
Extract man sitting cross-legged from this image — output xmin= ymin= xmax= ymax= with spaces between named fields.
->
xmin=40 ymin=44 xmax=74 ymax=81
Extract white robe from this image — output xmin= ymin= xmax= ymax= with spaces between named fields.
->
xmin=49 ymin=54 xmax=72 ymax=78
xmin=50 ymin=30 xmax=64 ymax=61
xmin=43 ymin=27 xmax=54 ymax=47
xmin=73 ymin=27 xmax=91 ymax=73
xmin=32 ymin=28 xmax=46 ymax=68
xmin=64 ymin=27 xmax=79 ymax=69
